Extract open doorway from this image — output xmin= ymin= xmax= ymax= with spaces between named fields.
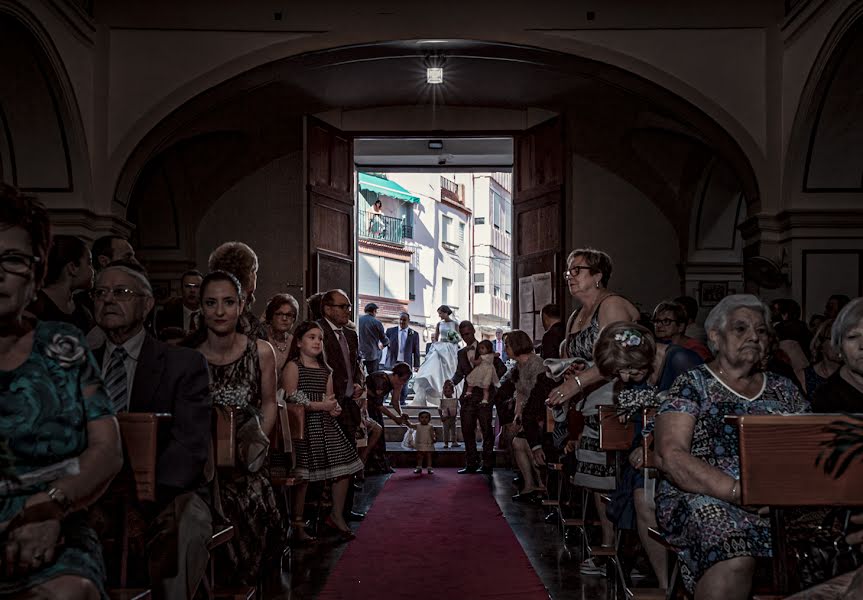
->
xmin=353 ymin=137 xmax=514 ymax=373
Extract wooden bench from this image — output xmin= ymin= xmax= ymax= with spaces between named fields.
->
xmin=730 ymin=414 xmax=863 ymax=595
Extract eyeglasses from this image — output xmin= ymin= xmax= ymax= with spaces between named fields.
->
xmin=0 ymin=253 xmax=40 ymax=276
xmin=91 ymin=286 xmax=149 ymax=302
xmin=328 ymin=303 xmax=352 ymax=311
xmin=619 ymin=368 xmax=647 ymax=377
xmin=183 ymin=283 xmax=201 ymax=289
xmin=564 ymin=265 xmax=595 ymax=280
xmin=274 ymin=311 xmax=296 ymax=319
xmin=652 ymin=318 xmax=683 ymax=327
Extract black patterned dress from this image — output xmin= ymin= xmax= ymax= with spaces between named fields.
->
xmin=208 ymin=337 xmax=285 ymax=584
xmin=291 ymin=361 xmax=364 ymax=482
xmin=566 ymin=302 xmax=617 ymax=490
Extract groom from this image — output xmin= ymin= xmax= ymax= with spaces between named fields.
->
xmin=449 ymin=320 xmax=507 ymax=474
xmin=384 ymin=312 xmax=420 ymax=405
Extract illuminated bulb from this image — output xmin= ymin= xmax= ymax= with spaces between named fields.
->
xmin=427 ymin=67 xmax=443 ymax=84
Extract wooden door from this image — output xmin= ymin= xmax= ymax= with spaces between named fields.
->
xmin=305 ymin=116 xmax=355 ymax=306
xmin=512 ymin=117 xmax=565 ymax=339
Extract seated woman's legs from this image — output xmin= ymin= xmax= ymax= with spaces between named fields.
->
xmin=695 ymin=557 xmax=755 ymax=600
xmin=593 ymin=492 xmax=615 ymax=546
xmin=633 ymin=487 xmax=667 ymax=588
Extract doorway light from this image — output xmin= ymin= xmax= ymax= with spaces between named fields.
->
xmin=427 ymin=67 xmax=443 ymax=84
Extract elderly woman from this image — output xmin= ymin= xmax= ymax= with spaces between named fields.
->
xmin=813 ymin=298 xmax=863 ymax=412
xmin=0 ymin=187 xmax=122 ymax=599
xmin=262 ymin=293 xmax=300 ymax=376
xmin=546 ymin=247 xmax=639 ymax=574
xmin=652 ymin=300 xmax=712 ymax=361
xmin=503 ymin=330 xmax=556 ymax=503
xmin=654 ymin=294 xmax=808 ymax=599
xmin=593 ymin=322 xmax=702 ymax=589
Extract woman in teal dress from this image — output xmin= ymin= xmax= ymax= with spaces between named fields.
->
xmin=1 ymin=187 xmax=122 ymax=599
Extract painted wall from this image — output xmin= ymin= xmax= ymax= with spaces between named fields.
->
xmin=195 ymin=152 xmax=305 ymax=316
xmin=568 ymin=155 xmax=681 ymax=315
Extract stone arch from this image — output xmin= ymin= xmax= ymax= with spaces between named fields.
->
xmin=785 ymin=0 xmax=863 ymax=200
xmin=110 ymin=36 xmax=762 ymax=217
xmin=0 ymin=3 xmax=92 ymax=205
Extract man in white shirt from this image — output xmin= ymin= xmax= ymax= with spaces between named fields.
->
xmin=493 ymin=328 xmax=509 ymax=362
xmin=384 ymin=312 xmax=420 ymax=405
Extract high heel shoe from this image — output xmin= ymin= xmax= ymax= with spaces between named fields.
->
xmin=288 ymin=520 xmax=317 ymax=546
xmin=323 ymin=516 xmax=356 ymax=541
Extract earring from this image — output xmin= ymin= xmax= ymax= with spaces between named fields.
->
xmin=595 ymin=281 xmax=600 ymax=289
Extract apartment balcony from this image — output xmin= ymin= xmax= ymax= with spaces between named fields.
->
xmin=440 ymin=176 xmax=468 ymax=212
xmin=359 ymin=210 xmax=413 ymax=246
xmin=473 ymin=293 xmax=512 ymax=322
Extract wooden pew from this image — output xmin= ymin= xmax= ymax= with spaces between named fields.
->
xmin=598 ymin=405 xmax=634 ymax=451
xmin=729 ymin=414 xmax=863 ymax=595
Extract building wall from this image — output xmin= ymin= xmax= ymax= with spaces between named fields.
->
xmin=195 ymin=152 xmax=305 ymax=315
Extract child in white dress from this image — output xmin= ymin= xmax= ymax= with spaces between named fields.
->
xmin=405 ymin=410 xmax=436 ymax=473
xmin=465 ymin=340 xmax=500 ymax=405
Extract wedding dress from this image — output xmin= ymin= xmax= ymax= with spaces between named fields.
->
xmin=411 ymin=319 xmax=460 ymax=406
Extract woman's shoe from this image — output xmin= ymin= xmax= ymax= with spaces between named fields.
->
xmin=323 ymin=516 xmax=356 ymax=541
xmin=288 ymin=520 xmax=316 ymax=546
xmin=414 ymin=466 xmax=422 ymax=473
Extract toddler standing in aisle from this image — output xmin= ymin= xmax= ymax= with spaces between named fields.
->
xmin=405 ymin=410 xmax=436 ymax=474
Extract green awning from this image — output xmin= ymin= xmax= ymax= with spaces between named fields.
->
xmin=358 ymin=173 xmax=420 ymax=204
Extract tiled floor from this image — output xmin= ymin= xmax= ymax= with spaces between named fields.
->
xmin=265 ymin=467 xmax=610 ymax=599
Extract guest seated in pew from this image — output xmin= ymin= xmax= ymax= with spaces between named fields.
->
xmin=802 ymin=318 xmax=840 ymax=400
xmin=503 ymin=330 xmax=556 ymax=503
xmin=813 ymin=298 xmax=863 ymax=412
xmin=593 ymin=322 xmax=703 ymax=589
xmin=654 ymin=294 xmax=809 ymax=600
xmin=184 ymin=270 xmax=284 ymax=583
xmin=0 ymin=188 xmax=123 ymax=600
xmin=92 ymin=262 xmax=213 ymax=600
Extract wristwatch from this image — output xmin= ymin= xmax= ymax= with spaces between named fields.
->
xmin=46 ymin=486 xmax=73 ymax=516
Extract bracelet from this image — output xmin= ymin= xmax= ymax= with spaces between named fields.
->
xmin=574 ymin=376 xmax=583 ymax=395
xmin=730 ymin=479 xmax=740 ymax=504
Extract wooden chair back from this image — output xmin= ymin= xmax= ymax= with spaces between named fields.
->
xmin=642 ymin=408 xmax=657 ymax=469
xmin=116 ymin=413 xmax=171 ymax=502
xmin=729 ymin=414 xmax=863 ymax=506
xmin=598 ymin=405 xmax=634 ymax=451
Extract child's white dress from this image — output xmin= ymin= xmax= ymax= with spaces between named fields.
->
xmin=466 ymin=353 xmax=500 ymax=390
xmin=414 ymin=423 xmax=435 ymax=451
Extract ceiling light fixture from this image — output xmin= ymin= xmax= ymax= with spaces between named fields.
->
xmin=427 ymin=67 xmax=443 ymax=84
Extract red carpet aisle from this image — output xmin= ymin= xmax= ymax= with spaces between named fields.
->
xmin=318 ymin=469 xmax=549 ymax=600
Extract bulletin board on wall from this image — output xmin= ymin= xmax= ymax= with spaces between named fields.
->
xmin=517 ymin=272 xmax=555 ymax=341
xmin=802 ymin=250 xmax=863 ymax=317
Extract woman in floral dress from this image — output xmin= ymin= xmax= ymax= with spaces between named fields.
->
xmin=655 ymin=295 xmax=809 ymax=599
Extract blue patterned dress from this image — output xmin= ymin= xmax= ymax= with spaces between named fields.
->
xmin=0 ymin=320 xmax=114 ymax=598
xmin=655 ymin=365 xmax=809 ymax=591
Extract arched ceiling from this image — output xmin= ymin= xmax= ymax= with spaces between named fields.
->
xmin=121 ymin=39 xmax=758 ymax=258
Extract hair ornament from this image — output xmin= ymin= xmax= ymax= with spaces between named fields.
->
xmin=614 ymin=329 xmax=643 ymax=348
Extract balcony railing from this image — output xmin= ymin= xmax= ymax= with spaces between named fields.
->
xmin=359 ymin=210 xmax=413 ymax=245
xmin=440 ymin=176 xmax=463 ymax=204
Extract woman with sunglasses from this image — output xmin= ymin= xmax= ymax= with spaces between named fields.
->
xmin=546 ymin=247 xmax=639 ymax=576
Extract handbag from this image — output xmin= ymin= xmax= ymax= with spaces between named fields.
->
xmin=788 ymin=508 xmax=863 ymax=590
xmin=236 ymin=409 xmax=270 ymax=473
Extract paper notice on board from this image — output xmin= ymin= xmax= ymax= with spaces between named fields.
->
xmin=518 ymin=276 xmax=535 ymax=313
xmin=535 ymin=314 xmax=545 ymax=342
xmin=519 ymin=313 xmax=534 ymax=341
xmin=532 ymin=272 xmax=553 ymax=309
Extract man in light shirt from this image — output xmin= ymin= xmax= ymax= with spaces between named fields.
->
xmin=384 ymin=312 xmax=420 ymax=405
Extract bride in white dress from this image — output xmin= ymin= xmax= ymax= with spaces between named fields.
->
xmin=412 ymin=305 xmax=461 ymax=406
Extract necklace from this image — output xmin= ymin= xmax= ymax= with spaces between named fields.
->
xmin=270 ymin=327 xmax=289 ymax=352
xmin=575 ymin=292 xmax=607 ymax=329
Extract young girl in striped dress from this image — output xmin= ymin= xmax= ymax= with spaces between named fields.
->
xmin=283 ymin=321 xmax=364 ymax=543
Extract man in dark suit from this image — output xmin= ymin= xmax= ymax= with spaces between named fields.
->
xmin=449 ymin=320 xmax=507 ymax=474
xmin=318 ymin=289 xmax=366 ymax=520
xmin=540 ymin=303 xmax=566 ymax=358
xmin=357 ymin=302 xmax=388 ymax=375
xmin=93 ymin=264 xmax=212 ymax=600
xmin=384 ymin=311 xmax=420 ymax=405
xmin=493 ymin=328 xmax=509 ymax=362
xmin=155 ymin=269 xmax=203 ymax=335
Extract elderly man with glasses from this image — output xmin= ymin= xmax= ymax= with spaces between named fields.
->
xmin=92 ymin=263 xmax=213 ymax=599
xmin=317 ymin=288 xmax=367 ymax=522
